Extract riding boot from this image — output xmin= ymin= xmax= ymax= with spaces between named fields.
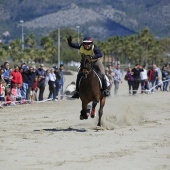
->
xmin=102 ymin=77 xmax=110 ymax=96
xmin=72 ymin=73 xmax=81 ymax=99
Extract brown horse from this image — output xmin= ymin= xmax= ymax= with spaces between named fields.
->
xmin=79 ymin=55 xmax=106 ymax=126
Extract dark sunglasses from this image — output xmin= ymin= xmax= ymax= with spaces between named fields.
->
xmin=83 ymin=42 xmax=92 ymax=45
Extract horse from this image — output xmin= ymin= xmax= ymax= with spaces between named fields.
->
xmin=79 ymin=55 xmax=106 ymax=127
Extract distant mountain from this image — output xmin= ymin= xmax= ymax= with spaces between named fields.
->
xmin=0 ymin=0 xmax=170 ymax=40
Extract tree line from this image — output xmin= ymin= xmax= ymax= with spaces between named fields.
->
xmin=0 ymin=27 xmax=170 ymax=67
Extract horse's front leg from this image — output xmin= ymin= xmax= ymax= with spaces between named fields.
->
xmin=80 ymin=102 xmax=88 ymax=120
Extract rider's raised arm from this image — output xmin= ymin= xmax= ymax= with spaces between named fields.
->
xmin=67 ymin=36 xmax=80 ymax=49
xmin=68 ymin=41 xmax=80 ymax=49
xmin=92 ymin=45 xmax=102 ymax=59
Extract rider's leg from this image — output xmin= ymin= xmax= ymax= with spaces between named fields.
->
xmin=72 ymin=72 xmax=82 ymax=98
xmin=95 ymin=60 xmax=110 ymax=96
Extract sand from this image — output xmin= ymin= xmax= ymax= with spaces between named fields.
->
xmin=0 ymin=72 xmax=170 ymax=170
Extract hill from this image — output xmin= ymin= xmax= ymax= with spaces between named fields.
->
xmin=0 ymin=0 xmax=170 ymax=40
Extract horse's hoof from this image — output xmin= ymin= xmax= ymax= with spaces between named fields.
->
xmin=83 ymin=115 xmax=88 ymax=119
xmin=97 ymin=123 xmax=101 ymax=127
xmin=80 ymin=115 xmax=84 ymax=120
xmin=95 ymin=125 xmax=104 ymax=130
xmin=90 ymin=108 xmax=95 ymax=118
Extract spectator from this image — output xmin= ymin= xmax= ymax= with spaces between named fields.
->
xmin=20 ymin=65 xmax=29 ymax=99
xmin=48 ymin=68 xmax=57 ymax=101
xmin=5 ymin=88 xmax=16 ymax=106
xmin=162 ymin=65 xmax=169 ymax=91
xmin=105 ymin=67 xmax=114 ymax=92
xmin=0 ymin=68 xmax=5 ymax=80
xmin=124 ymin=67 xmax=134 ymax=95
xmin=45 ymin=69 xmax=50 ymax=86
xmin=154 ymin=64 xmax=162 ymax=88
xmin=140 ymin=65 xmax=149 ymax=94
xmin=53 ymin=66 xmax=61 ymax=100
xmin=11 ymin=65 xmax=23 ymax=88
xmin=3 ymin=62 xmax=11 ymax=86
xmin=164 ymin=63 xmax=170 ymax=91
xmin=59 ymin=64 xmax=64 ymax=99
xmin=26 ymin=67 xmax=36 ymax=101
xmin=36 ymin=64 xmax=46 ymax=101
xmin=148 ymin=65 xmax=158 ymax=94
xmin=0 ymin=79 xmax=6 ymax=102
xmin=131 ymin=64 xmax=144 ymax=95
xmin=11 ymin=83 xmax=22 ymax=102
xmin=113 ymin=64 xmax=122 ymax=95
xmin=31 ymin=77 xmax=38 ymax=101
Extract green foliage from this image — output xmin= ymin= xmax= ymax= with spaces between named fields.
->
xmin=1 ymin=28 xmax=170 ymax=66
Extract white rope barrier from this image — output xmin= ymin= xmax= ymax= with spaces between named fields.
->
xmin=0 ymin=93 xmax=75 ymax=108
xmin=128 ymin=78 xmax=170 ymax=93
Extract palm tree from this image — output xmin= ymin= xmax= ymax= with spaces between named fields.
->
xmin=25 ymin=34 xmax=37 ymax=49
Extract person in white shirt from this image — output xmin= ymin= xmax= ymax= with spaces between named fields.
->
xmin=140 ymin=65 xmax=149 ymax=94
xmin=113 ymin=64 xmax=122 ymax=95
xmin=48 ymin=68 xmax=57 ymax=101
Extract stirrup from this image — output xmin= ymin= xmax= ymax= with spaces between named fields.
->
xmin=103 ymin=89 xmax=110 ymax=96
xmin=72 ymin=92 xmax=79 ymax=99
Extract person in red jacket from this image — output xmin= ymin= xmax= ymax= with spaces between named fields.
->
xmin=10 ymin=65 xmax=23 ymax=88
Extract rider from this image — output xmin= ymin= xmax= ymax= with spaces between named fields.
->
xmin=67 ymin=36 xmax=110 ymax=99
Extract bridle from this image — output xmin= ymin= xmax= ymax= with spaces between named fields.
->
xmin=80 ymin=55 xmax=93 ymax=78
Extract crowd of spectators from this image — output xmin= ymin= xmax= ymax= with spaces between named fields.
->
xmin=0 ymin=62 xmax=64 ymax=108
xmin=105 ymin=63 xmax=170 ymax=95
xmin=124 ymin=63 xmax=170 ymax=94
xmin=1 ymin=61 xmax=169 ymax=108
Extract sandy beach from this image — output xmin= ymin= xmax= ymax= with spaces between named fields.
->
xmin=0 ymin=72 xmax=170 ymax=170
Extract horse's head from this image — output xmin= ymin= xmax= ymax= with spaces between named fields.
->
xmin=80 ymin=55 xmax=92 ymax=78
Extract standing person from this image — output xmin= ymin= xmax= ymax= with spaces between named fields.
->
xmin=124 ymin=67 xmax=134 ymax=95
xmin=113 ymin=64 xmax=122 ymax=95
xmin=10 ymin=65 xmax=23 ymax=88
xmin=26 ymin=67 xmax=36 ymax=101
xmin=162 ymin=65 xmax=169 ymax=91
xmin=154 ymin=64 xmax=162 ymax=89
xmin=131 ymin=64 xmax=144 ymax=95
xmin=59 ymin=64 xmax=64 ymax=100
xmin=67 ymin=36 xmax=110 ymax=98
xmin=148 ymin=65 xmax=158 ymax=94
xmin=36 ymin=64 xmax=46 ymax=101
xmin=3 ymin=62 xmax=11 ymax=86
xmin=48 ymin=68 xmax=57 ymax=101
xmin=45 ymin=69 xmax=50 ymax=86
xmin=105 ymin=67 xmax=114 ymax=93
xmin=20 ymin=65 xmax=29 ymax=99
xmin=140 ymin=65 xmax=149 ymax=94
xmin=164 ymin=63 xmax=170 ymax=91
xmin=53 ymin=66 xmax=61 ymax=100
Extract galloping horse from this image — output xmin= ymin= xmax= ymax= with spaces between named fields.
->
xmin=79 ymin=55 xmax=106 ymax=126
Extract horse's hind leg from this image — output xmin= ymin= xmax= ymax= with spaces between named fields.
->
xmin=97 ymin=97 xmax=106 ymax=126
xmin=97 ymin=108 xmax=103 ymax=126
xmin=91 ymin=101 xmax=98 ymax=118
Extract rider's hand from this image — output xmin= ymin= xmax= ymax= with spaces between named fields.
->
xmin=67 ymin=36 xmax=72 ymax=43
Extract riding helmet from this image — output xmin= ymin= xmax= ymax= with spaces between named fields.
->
xmin=83 ymin=37 xmax=93 ymax=43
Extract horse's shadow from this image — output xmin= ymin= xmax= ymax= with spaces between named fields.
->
xmin=34 ymin=127 xmax=87 ymax=133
